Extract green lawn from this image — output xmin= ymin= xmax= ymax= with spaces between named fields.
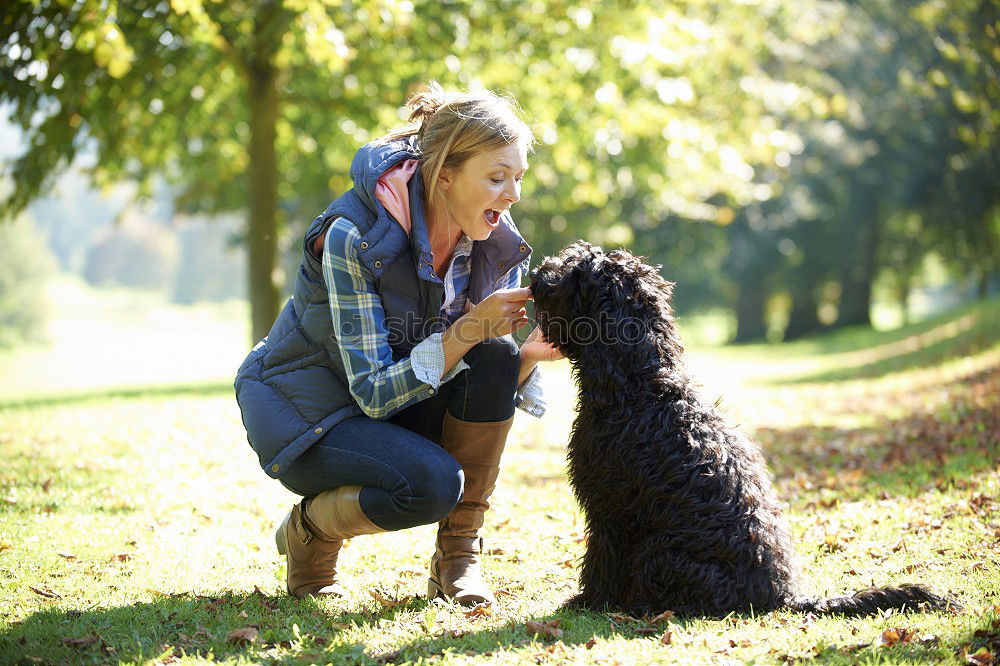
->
xmin=1 ymin=298 xmax=998 ymax=665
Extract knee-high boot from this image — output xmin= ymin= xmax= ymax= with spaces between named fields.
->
xmin=428 ymin=412 xmax=513 ymax=606
xmin=276 ymin=485 xmax=386 ymax=598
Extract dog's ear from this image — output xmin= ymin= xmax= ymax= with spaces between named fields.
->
xmin=530 ymin=261 xmax=591 ymax=353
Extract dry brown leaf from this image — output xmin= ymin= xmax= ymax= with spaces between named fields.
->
xmin=441 ymin=628 xmax=466 ymax=639
xmin=29 ymin=585 xmax=61 ymax=599
xmin=226 ymin=626 xmax=259 ymax=644
xmin=585 ymin=637 xmax=597 ymax=649
xmin=0 ymin=540 xmax=12 ymax=552
xmin=463 ymin=604 xmax=494 ymax=619
xmin=660 ymin=630 xmax=673 ymax=645
xmin=879 ymin=627 xmax=920 ymax=646
xmin=648 ymin=610 xmax=676 ymax=624
xmin=964 ymin=647 xmax=994 ymax=666
xmin=525 ymin=619 xmax=563 ymax=639
xmin=62 ymin=634 xmax=100 ymax=648
xmin=607 ymin=612 xmax=640 ymax=624
xmin=368 ymin=589 xmax=414 ymax=610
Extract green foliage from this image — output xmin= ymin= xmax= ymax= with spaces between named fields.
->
xmin=1 ymin=0 xmax=997 ymax=341
xmin=0 ymin=217 xmax=55 ymax=348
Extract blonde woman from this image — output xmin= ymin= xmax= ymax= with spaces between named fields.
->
xmin=235 ymin=84 xmax=561 ymax=606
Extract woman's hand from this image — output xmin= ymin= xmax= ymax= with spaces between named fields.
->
xmin=519 ymin=326 xmax=563 ymax=363
xmin=457 ymin=287 xmax=531 ymax=343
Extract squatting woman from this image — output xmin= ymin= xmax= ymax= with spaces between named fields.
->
xmin=235 ymin=84 xmax=561 ymax=606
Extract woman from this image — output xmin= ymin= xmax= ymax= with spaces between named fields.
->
xmin=235 ymin=84 xmax=561 ymax=606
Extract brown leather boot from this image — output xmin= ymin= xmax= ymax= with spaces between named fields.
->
xmin=427 ymin=413 xmax=514 ymax=606
xmin=275 ymin=485 xmax=385 ymax=598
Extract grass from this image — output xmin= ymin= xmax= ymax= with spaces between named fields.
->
xmin=0 ymin=275 xmax=249 ymax=404
xmin=1 ymin=297 xmax=998 ymax=665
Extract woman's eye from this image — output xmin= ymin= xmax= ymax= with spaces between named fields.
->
xmin=491 ymin=177 xmax=504 ymax=184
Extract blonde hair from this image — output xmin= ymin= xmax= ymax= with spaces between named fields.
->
xmin=386 ymin=82 xmax=534 ymax=198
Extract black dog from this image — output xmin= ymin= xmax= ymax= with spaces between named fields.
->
xmin=530 ymin=240 xmax=957 ymax=616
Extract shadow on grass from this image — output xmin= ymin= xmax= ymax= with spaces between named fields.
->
xmin=0 ymin=590 xmax=434 ymax=665
xmin=0 ymin=381 xmax=233 ymax=412
xmin=2 ymin=583 xmax=987 ymax=665
xmin=758 ymin=364 xmax=1000 ymax=504
xmin=0 ymin=591 xmax=649 ymax=665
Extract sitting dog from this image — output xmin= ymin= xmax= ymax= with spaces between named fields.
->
xmin=530 ymin=240 xmax=957 ymax=616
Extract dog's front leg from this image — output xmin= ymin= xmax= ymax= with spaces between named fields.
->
xmin=563 ymin=527 xmax=627 ymax=611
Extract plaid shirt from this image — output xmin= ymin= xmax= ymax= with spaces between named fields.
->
xmin=322 ymin=217 xmax=545 ymax=420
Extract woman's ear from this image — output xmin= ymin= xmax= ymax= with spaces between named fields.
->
xmin=437 ymin=166 xmax=454 ymax=191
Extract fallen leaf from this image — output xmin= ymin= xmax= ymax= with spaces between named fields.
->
xmin=964 ymin=647 xmax=994 ymax=665
xmin=879 ymin=627 xmax=920 ymax=646
xmin=62 ymin=634 xmax=100 ymax=648
xmin=441 ymin=628 xmax=466 ymax=638
xmin=525 ymin=619 xmax=563 ymax=639
xmin=113 ymin=553 xmax=132 ymax=562
xmin=607 ymin=612 xmax=640 ymax=624
xmin=585 ymin=637 xmax=597 ymax=649
xmin=0 ymin=540 xmax=12 ymax=552
xmin=29 ymin=586 xmax=61 ymax=599
xmin=369 ymin=589 xmax=414 ymax=610
xmin=463 ymin=604 xmax=493 ymax=619
xmin=57 ymin=552 xmax=77 ymax=561
xmin=963 ymin=562 xmax=986 ymax=574
xmin=660 ymin=630 xmax=673 ymax=645
xmin=648 ymin=610 xmax=676 ymax=624
xmin=634 ymin=627 xmax=658 ymax=636
xmin=226 ymin=626 xmax=259 ymax=644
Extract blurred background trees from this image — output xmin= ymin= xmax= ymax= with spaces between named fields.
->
xmin=1 ymin=0 xmax=997 ymax=344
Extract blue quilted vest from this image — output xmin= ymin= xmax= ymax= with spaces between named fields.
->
xmin=235 ymin=137 xmax=532 ymax=478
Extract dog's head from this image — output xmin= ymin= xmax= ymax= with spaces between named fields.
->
xmin=529 ymin=240 xmax=682 ymax=365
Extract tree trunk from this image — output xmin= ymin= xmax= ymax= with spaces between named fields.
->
xmin=837 ymin=184 xmax=879 ymax=329
xmin=734 ymin=279 xmax=768 ymax=343
xmin=247 ymin=61 xmax=281 ymax=344
xmin=784 ymin=289 xmax=820 ymax=341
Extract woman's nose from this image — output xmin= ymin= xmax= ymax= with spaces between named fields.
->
xmin=504 ymin=180 xmax=521 ymax=204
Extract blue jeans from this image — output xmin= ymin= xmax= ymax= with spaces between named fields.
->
xmin=277 ymin=337 xmax=520 ymax=531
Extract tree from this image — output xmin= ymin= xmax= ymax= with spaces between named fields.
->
xmin=2 ymin=0 xmax=457 ymax=341
xmin=0 ymin=217 xmax=56 ymax=348
xmin=3 ymin=0 xmax=847 ymax=342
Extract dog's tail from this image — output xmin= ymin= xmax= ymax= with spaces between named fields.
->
xmin=787 ymin=584 xmax=960 ymax=616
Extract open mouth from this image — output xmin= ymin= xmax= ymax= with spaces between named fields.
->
xmin=484 ymin=209 xmax=501 ymax=228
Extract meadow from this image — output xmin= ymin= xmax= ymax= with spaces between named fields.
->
xmin=1 ymin=289 xmax=998 ymax=665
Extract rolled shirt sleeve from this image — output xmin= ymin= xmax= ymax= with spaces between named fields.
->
xmin=505 ymin=257 xmax=547 ymax=418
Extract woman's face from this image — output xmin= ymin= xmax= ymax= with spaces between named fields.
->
xmin=437 ymin=141 xmax=529 ymax=242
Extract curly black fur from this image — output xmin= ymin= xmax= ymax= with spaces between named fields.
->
xmin=530 ymin=240 xmax=959 ymax=617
